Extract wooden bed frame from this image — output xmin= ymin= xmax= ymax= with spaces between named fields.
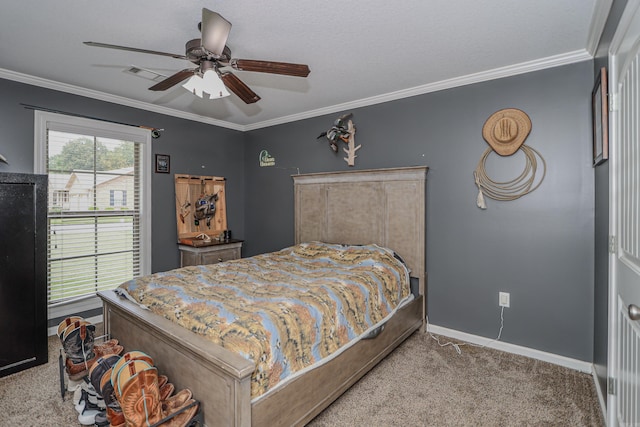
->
xmin=99 ymin=166 xmax=427 ymax=426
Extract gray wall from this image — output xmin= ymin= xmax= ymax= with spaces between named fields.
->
xmin=245 ymin=61 xmax=595 ymax=361
xmin=0 ymin=60 xmax=598 ymax=362
xmin=0 ymin=78 xmax=246 ymax=273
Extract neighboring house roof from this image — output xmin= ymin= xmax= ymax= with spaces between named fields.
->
xmin=48 ymin=167 xmax=133 ymax=194
xmin=48 ymin=173 xmax=72 ymax=192
xmin=66 ymin=167 xmax=134 ymax=193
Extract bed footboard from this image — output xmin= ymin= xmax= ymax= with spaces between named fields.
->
xmin=99 ymin=290 xmax=423 ymax=427
xmin=99 ymin=290 xmax=255 ymax=427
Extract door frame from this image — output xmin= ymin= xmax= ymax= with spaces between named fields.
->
xmin=607 ymin=1 xmax=640 ymax=424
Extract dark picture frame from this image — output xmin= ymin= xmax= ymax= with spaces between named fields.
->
xmin=592 ymin=67 xmax=609 ymax=166
xmin=155 ymin=154 xmax=170 ymax=173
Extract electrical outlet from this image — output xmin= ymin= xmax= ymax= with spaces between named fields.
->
xmin=499 ymin=292 xmax=510 ymax=308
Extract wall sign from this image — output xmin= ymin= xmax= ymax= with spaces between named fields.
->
xmin=259 ymin=150 xmax=276 ymax=167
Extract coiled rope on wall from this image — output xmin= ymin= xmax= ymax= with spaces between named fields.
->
xmin=473 ymin=145 xmax=546 ymax=209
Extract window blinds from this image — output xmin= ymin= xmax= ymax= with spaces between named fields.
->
xmin=46 ymin=130 xmax=142 ymax=305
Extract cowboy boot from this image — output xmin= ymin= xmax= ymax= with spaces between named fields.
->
xmin=57 ymin=316 xmax=83 ymax=340
xmin=158 ymin=389 xmax=199 ymax=427
xmin=61 ymin=320 xmax=96 ymax=364
xmin=100 ymin=367 xmax=117 ymax=406
xmin=66 ymin=343 xmax=124 ymax=381
xmin=160 ymin=399 xmax=198 ymax=427
xmin=106 ymin=405 xmax=125 ymax=427
xmin=118 ymin=366 xmax=163 ymax=427
xmin=89 ymin=354 xmax=122 ymax=398
xmin=158 ymin=375 xmax=168 ymax=388
xmin=159 ymin=382 xmax=175 ymax=402
xmin=95 ymin=343 xmax=124 ymax=359
xmin=96 ymin=365 xmax=125 ymax=427
xmin=110 ymin=351 xmax=154 ymax=400
xmin=94 ymin=339 xmax=120 ymax=354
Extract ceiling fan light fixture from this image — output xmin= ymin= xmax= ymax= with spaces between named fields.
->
xmin=182 ymin=69 xmax=230 ymax=99
xmin=84 ymin=8 xmax=309 ymax=104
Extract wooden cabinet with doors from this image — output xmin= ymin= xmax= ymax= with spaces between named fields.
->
xmin=0 ymin=173 xmax=48 ymax=377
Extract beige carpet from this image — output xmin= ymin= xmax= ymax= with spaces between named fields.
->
xmin=308 ymin=332 xmax=604 ymax=426
xmin=0 ymin=330 xmax=603 ymax=426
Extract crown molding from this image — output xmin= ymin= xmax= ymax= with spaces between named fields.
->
xmin=586 ymin=0 xmax=614 ymax=56
xmin=0 ymin=68 xmax=244 ymax=131
xmin=245 ymin=49 xmax=593 ymax=131
xmin=2 ymin=49 xmax=592 ymax=133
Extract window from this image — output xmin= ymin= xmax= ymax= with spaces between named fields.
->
xmin=110 ymin=190 xmax=127 ymax=207
xmin=35 ymin=112 xmax=151 ymax=313
xmin=52 ymin=190 xmax=69 ymax=208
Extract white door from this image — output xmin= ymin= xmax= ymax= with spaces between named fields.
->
xmin=609 ymin=1 xmax=640 ymax=425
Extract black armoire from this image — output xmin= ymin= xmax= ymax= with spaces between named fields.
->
xmin=0 ymin=172 xmax=48 ymax=377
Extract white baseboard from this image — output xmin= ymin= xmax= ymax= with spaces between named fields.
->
xmin=427 ymin=323 xmax=593 ymax=373
xmin=591 ymin=368 xmax=608 ymax=424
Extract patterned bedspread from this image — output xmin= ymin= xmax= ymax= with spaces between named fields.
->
xmin=117 ymin=241 xmax=411 ymax=400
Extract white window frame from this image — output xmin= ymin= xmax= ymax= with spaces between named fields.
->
xmin=34 ymin=111 xmax=152 ymax=320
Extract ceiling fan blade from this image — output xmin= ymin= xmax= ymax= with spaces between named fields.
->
xmin=230 ymin=59 xmax=310 ymax=77
xmin=149 ymin=69 xmax=196 ymax=91
xmin=201 ymin=9 xmax=232 ymax=58
xmin=84 ymin=41 xmax=188 ymax=60
xmin=220 ymin=72 xmax=260 ymax=104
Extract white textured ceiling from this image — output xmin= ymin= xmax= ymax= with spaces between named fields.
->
xmin=0 ymin=1 xmax=607 ymax=131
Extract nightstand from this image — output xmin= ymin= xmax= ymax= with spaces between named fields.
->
xmin=179 ymin=239 xmax=243 ymax=267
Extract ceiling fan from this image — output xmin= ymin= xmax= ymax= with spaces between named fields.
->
xmin=84 ymin=8 xmax=310 ymax=104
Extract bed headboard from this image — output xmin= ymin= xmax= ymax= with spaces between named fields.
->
xmin=293 ymin=166 xmax=428 ymax=296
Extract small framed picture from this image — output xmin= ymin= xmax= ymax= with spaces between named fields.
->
xmin=155 ymin=154 xmax=170 ymax=173
xmin=592 ymin=67 xmax=609 ymax=167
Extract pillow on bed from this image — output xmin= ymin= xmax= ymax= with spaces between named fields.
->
xmin=318 ymin=241 xmax=409 ymax=269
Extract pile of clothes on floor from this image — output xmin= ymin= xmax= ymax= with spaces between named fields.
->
xmin=58 ymin=316 xmax=200 ymax=426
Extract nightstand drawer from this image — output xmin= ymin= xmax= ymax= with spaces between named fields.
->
xmin=201 ymin=248 xmax=240 ymax=264
xmin=179 ymin=240 xmax=243 ymax=267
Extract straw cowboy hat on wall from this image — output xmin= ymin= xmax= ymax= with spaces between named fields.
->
xmin=482 ymin=108 xmax=532 ymax=156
